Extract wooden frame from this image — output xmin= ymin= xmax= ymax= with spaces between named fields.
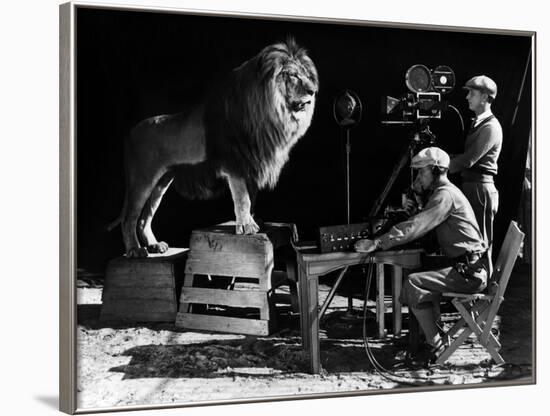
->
xmin=60 ymin=1 xmax=536 ymax=414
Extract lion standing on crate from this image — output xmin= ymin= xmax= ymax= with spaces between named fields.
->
xmin=108 ymin=39 xmax=318 ymax=257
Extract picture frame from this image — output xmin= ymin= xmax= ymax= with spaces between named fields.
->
xmin=60 ymin=1 xmax=535 ymax=414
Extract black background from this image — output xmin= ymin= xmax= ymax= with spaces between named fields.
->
xmin=76 ymin=6 xmax=532 ymax=272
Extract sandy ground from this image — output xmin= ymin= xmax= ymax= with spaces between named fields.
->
xmin=75 ymin=265 xmax=533 ymax=411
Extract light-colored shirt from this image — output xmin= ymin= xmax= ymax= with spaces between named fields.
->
xmin=473 ymin=110 xmax=493 ymax=127
xmin=449 ymin=116 xmax=502 ymax=182
xmin=378 ymin=181 xmax=486 ymax=258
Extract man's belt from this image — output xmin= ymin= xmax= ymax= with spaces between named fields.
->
xmin=452 ymin=250 xmax=488 ymax=279
xmin=467 ymin=165 xmax=496 ymax=176
xmin=453 ymin=250 xmax=486 ymax=265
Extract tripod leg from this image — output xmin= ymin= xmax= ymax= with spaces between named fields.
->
xmin=369 ymin=142 xmax=414 ymax=218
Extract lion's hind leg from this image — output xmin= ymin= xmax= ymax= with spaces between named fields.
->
xmin=122 ymin=193 xmax=149 ymax=258
xmin=122 ymin=173 xmax=166 ymax=258
xmin=138 ymin=172 xmax=174 ymax=254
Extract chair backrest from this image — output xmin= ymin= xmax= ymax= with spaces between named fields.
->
xmin=480 ymin=221 xmax=525 ymax=344
xmin=490 ymin=221 xmax=525 ymax=299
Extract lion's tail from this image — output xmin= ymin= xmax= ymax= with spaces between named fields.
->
xmin=104 ymin=187 xmax=128 ymax=232
xmin=105 ymin=216 xmax=122 ymax=232
xmin=104 ymin=134 xmax=131 ymax=233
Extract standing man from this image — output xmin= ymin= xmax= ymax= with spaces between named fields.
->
xmin=355 ymin=147 xmax=488 ymax=362
xmin=450 ymin=75 xmax=502 ymax=274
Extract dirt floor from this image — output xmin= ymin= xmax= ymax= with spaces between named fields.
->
xmin=75 ymin=264 xmax=534 ymax=411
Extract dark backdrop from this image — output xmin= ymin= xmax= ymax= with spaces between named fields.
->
xmin=76 ymin=7 xmax=532 ymax=272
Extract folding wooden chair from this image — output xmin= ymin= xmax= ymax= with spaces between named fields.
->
xmin=435 ymin=221 xmax=525 ymax=365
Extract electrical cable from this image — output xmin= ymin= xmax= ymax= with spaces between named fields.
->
xmin=360 ymin=257 xmax=450 ymax=386
xmin=447 ymin=104 xmax=465 ymax=135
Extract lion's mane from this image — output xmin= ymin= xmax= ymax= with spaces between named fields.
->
xmin=173 ymin=39 xmax=318 ymax=199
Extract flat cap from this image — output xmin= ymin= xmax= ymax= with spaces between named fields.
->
xmin=463 ymin=75 xmax=497 ymax=99
xmin=411 ymin=147 xmax=450 ymax=169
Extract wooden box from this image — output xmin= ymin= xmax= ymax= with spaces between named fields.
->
xmin=175 ymin=222 xmax=297 ymax=336
xmin=100 ymin=248 xmax=188 ymax=323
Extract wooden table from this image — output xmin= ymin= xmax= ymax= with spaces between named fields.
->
xmin=294 ymin=246 xmax=423 ymax=374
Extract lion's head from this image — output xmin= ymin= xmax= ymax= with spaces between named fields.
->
xmin=271 ymin=40 xmax=318 ymax=115
xmin=209 ymin=39 xmax=319 ymax=190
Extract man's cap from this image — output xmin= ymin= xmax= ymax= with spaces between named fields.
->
xmin=411 ymin=147 xmax=450 ymax=169
xmin=463 ymin=75 xmax=497 ymax=99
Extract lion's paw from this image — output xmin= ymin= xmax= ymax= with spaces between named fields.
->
xmin=126 ymin=247 xmax=149 ymax=258
xmin=148 ymin=241 xmax=169 ymax=254
xmin=245 ymin=222 xmax=260 ymax=234
xmin=236 ymin=219 xmax=260 ymax=235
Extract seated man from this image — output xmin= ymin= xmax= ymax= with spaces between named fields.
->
xmin=355 ymin=147 xmax=488 ymax=361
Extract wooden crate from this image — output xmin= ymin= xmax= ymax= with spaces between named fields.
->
xmin=100 ymin=248 xmax=188 ymax=323
xmin=175 ymin=222 xmax=297 ymax=336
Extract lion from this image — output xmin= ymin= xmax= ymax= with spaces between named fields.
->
xmin=108 ymin=39 xmax=319 ymax=258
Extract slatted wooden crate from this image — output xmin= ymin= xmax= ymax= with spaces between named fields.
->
xmin=175 ymin=222 xmax=297 ymax=336
xmin=100 ymin=248 xmax=189 ymax=323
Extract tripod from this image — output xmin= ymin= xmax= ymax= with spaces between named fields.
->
xmin=370 ymin=122 xmax=435 ymax=217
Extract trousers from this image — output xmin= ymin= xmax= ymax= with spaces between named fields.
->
xmin=400 ymin=257 xmax=488 ymax=309
xmin=462 ymin=181 xmax=499 ymax=254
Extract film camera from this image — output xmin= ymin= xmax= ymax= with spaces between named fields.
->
xmin=383 ymin=64 xmax=456 ymax=121
xmin=369 ymin=64 xmax=457 ymax=220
